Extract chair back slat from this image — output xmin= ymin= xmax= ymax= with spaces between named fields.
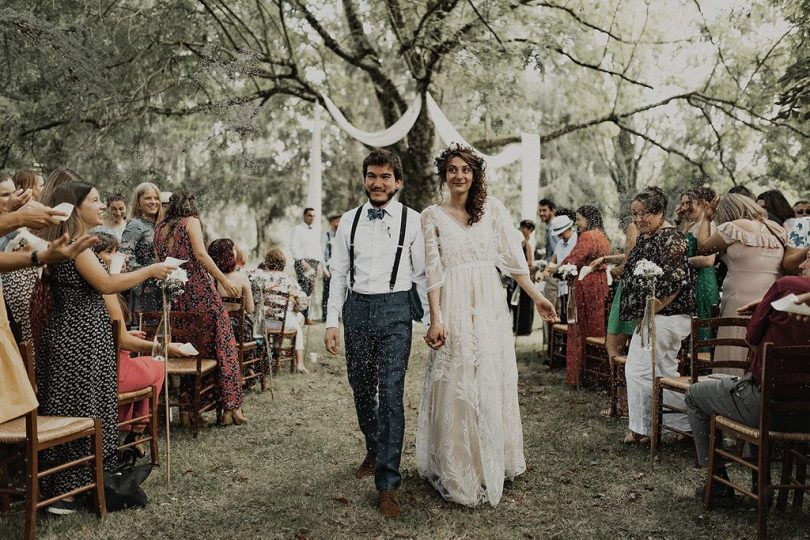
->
xmin=690 ymin=316 xmax=754 ymax=380
xmin=760 ymin=343 xmax=810 ymax=434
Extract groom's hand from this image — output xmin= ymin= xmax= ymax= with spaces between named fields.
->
xmin=324 ymin=327 xmax=340 ymax=355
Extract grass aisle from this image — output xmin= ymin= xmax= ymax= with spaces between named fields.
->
xmin=4 ymin=324 xmax=809 ymax=539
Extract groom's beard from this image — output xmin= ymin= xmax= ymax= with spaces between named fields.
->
xmin=365 ymin=187 xmax=399 ymax=208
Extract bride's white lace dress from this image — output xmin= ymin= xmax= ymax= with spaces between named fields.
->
xmin=416 ymin=196 xmax=528 ymax=507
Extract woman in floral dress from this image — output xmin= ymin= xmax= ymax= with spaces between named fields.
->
xmin=153 ymin=191 xmax=245 ymax=425
xmin=121 ymin=182 xmax=163 ymax=321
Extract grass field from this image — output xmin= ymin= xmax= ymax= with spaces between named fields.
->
xmin=2 ymin=324 xmax=809 ymax=539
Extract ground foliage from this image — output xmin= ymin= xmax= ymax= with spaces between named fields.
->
xmin=2 ymin=325 xmax=809 ymax=539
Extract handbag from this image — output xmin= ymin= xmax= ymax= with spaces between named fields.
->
xmin=104 ymin=462 xmax=153 ymax=511
xmin=0 ymin=292 xmax=38 ymax=425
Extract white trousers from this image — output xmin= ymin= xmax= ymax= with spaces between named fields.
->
xmin=626 ymin=313 xmax=692 ymax=436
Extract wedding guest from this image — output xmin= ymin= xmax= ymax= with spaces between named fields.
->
xmin=38 ymin=168 xmax=82 ymax=208
xmin=538 ymin=198 xmax=559 ymax=339
xmin=208 ymin=237 xmax=255 ymax=346
xmin=13 ymin=169 xmax=45 ymax=201
xmin=621 ymin=187 xmax=695 ymax=444
xmin=756 ymin=189 xmax=794 ymax=226
xmin=253 ymin=246 xmax=308 ymax=373
xmin=513 ymin=219 xmax=536 ymax=335
xmin=682 ymin=187 xmax=720 ymax=342
xmin=685 ymin=256 xmax=810 ymax=501
xmin=154 ymin=191 xmax=246 ymax=425
xmin=793 ymin=199 xmax=810 ymax=217
xmin=540 ymin=215 xmax=578 ymax=321
xmin=32 ymin=181 xmax=174 ymax=514
xmin=728 ymin=185 xmax=755 ymax=199
xmin=289 ymin=207 xmax=322 ymax=323
xmin=559 ymin=205 xmax=611 ymax=387
xmin=121 ymin=182 xmax=163 ymax=321
xmin=101 ymin=193 xmax=127 ymax=239
xmin=321 ymin=214 xmax=340 ymax=321
xmin=785 ymin=199 xmax=810 ymax=248
xmin=417 ymin=144 xmax=556 ymax=507
xmin=695 ymin=193 xmax=785 ymax=370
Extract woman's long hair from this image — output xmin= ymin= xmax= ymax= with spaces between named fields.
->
xmin=128 ymin=182 xmax=163 ymax=221
xmin=434 ymin=144 xmax=488 ymax=225
xmin=576 ymin=205 xmax=605 ymax=232
xmin=756 ymin=189 xmax=794 ymax=225
xmin=715 ymin=193 xmax=767 ymax=224
xmin=208 ymin=238 xmax=237 ymax=273
xmin=43 ymin=181 xmax=95 ymax=241
xmin=158 ymin=191 xmax=199 ymax=242
xmin=259 ymin=246 xmax=286 ymax=272
xmin=39 ymin=168 xmax=83 ymax=207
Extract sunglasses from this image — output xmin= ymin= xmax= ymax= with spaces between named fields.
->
xmin=797 ymin=209 xmax=810 ymax=216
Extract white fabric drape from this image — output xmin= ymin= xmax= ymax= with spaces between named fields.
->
xmin=320 ymin=93 xmax=422 ymax=147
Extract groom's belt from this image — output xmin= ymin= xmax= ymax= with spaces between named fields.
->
xmin=347 ymin=290 xmax=410 ymax=303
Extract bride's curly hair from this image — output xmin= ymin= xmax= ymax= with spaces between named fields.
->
xmin=434 ymin=143 xmax=488 ymax=225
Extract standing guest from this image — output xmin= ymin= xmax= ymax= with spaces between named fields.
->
xmin=756 ymin=189 xmax=794 ymax=226
xmin=685 ymin=257 xmax=810 ymax=501
xmin=513 ymin=219 xmax=536 ymax=335
xmin=785 ymin=199 xmax=810 ymax=248
xmin=417 ymin=144 xmax=556 ymax=507
xmin=321 ymin=214 xmax=340 ymax=321
xmin=540 ymin=215 xmax=578 ymax=321
xmin=101 ymin=193 xmax=127 ymax=240
xmin=290 ymin=207 xmax=322 ymax=323
xmin=121 ymin=182 xmax=163 ymax=322
xmin=682 ymin=187 xmax=720 ymax=342
xmin=323 ymin=148 xmax=430 ymax=518
xmin=621 ymin=187 xmax=695 ymax=444
xmin=559 ymin=205 xmax=611 ymax=387
xmin=538 ymin=198 xmax=559 ymax=341
xmin=694 ymin=193 xmax=785 ymax=369
xmin=154 ymin=191 xmax=246 ymax=425
xmin=253 ymin=247 xmax=309 ymax=373
xmin=32 ymin=181 xmax=174 ymax=514
xmin=38 ymin=168 xmax=82 ymax=208
xmin=13 ymin=169 xmax=45 ymax=201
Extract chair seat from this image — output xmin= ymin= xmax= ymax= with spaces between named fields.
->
xmin=611 ymin=355 xmax=627 ymax=366
xmin=585 ymin=336 xmax=606 ymax=346
xmin=267 ymin=328 xmax=296 ymax=337
xmin=715 ymin=415 xmax=810 ymax=442
xmin=166 ymin=358 xmax=217 ymax=375
xmin=0 ymin=416 xmax=95 ymax=444
xmin=552 ymin=323 xmax=568 ymax=332
xmin=658 ymin=375 xmax=693 ymax=391
xmin=696 ymin=351 xmax=711 ymax=363
xmin=118 ymin=387 xmax=153 ymax=401
xmin=239 ymin=341 xmax=258 ymax=350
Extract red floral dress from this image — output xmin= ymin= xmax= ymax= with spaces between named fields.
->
xmin=561 ymin=228 xmax=611 ymax=387
xmin=154 ymin=217 xmax=243 ymax=410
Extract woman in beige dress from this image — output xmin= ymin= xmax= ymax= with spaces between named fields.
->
xmin=694 ymin=193 xmax=785 ymax=369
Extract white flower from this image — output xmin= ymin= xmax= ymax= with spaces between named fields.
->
xmin=633 ymin=259 xmax=663 ymax=278
xmin=166 ymin=267 xmax=188 ymax=285
xmin=558 ymin=263 xmax=578 ymax=278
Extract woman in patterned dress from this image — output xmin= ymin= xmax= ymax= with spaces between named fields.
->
xmin=417 ymin=144 xmax=557 ymax=507
xmin=32 ymin=181 xmax=174 ymax=513
xmin=153 ymin=191 xmax=245 ymax=425
xmin=121 ymin=182 xmax=163 ymax=322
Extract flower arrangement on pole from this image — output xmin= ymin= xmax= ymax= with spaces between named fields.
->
xmin=557 ymin=263 xmax=579 ymax=323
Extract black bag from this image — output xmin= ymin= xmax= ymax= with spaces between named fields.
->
xmin=104 ymin=463 xmax=153 ymax=511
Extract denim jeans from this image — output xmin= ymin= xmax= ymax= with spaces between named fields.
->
xmin=343 ymin=290 xmax=412 ymax=491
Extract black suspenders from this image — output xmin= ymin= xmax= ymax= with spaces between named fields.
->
xmin=348 ymin=206 xmax=409 ymax=292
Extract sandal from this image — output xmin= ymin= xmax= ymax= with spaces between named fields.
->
xmin=623 ymin=431 xmax=651 ymax=445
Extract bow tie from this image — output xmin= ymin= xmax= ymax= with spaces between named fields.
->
xmin=368 ymin=208 xmax=386 ymax=221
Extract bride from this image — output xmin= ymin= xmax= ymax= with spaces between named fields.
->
xmin=416 ymin=143 xmax=557 ymax=506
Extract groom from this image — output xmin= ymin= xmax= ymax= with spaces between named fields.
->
xmin=324 ymin=148 xmax=429 ymax=519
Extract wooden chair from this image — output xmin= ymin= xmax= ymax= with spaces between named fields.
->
xmin=113 ymin=320 xmax=159 ymax=465
xmin=263 ymin=290 xmax=297 ymax=375
xmin=651 ymin=316 xmax=753 ymax=454
xmin=583 ymin=336 xmax=610 ymax=387
xmin=609 ymin=354 xmax=628 ymax=417
xmin=138 ymin=312 xmax=219 ymax=438
xmin=220 ymin=296 xmax=264 ymax=391
xmin=547 ymin=322 xmax=568 ymax=368
xmin=0 ymin=342 xmax=106 ymax=539
xmin=705 ymin=344 xmax=810 ymax=539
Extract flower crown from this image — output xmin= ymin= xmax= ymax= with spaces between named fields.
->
xmin=433 ymin=142 xmax=483 ymax=175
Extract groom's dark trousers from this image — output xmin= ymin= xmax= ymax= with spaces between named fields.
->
xmin=343 ymin=289 xmax=412 ymax=491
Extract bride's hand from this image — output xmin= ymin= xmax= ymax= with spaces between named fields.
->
xmin=424 ymin=322 xmax=448 ymax=350
xmin=534 ymin=295 xmax=557 ymax=322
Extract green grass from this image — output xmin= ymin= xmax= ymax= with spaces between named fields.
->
xmin=2 ymin=324 xmax=809 ymax=539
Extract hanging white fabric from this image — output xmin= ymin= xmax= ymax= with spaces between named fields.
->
xmin=320 ymin=93 xmax=421 ymax=147
xmin=521 ymin=133 xmax=541 ymax=220
xmin=307 ymin=104 xmax=323 ymax=233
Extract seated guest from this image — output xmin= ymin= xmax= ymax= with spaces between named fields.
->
xmin=685 ymin=254 xmax=810 ymax=500
xmin=621 ymin=187 xmax=695 ymax=444
xmin=32 ymin=180 xmax=174 ymax=514
xmin=208 ymin=238 xmax=255 ymax=315
xmin=252 ymin=247 xmax=308 ymax=373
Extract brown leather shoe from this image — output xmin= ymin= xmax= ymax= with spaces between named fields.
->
xmin=379 ymin=489 xmax=400 ymax=518
xmin=355 ymin=451 xmax=375 ymax=479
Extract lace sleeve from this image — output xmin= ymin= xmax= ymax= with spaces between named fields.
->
xmin=491 ymin=197 xmax=529 ymax=275
xmin=421 ymin=207 xmax=445 ymax=292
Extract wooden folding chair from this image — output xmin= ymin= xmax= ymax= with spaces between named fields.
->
xmin=220 ymin=296 xmax=264 ymax=391
xmin=705 ymin=344 xmax=810 ymax=539
xmin=583 ymin=336 xmax=610 ymax=387
xmin=113 ymin=320 xmax=159 ymax=465
xmin=651 ymin=316 xmax=753 ymax=455
xmin=263 ymin=290 xmax=297 ymax=375
xmin=138 ymin=312 xmax=219 ymax=438
xmin=0 ymin=342 xmax=106 ymax=539
xmin=547 ymin=321 xmax=568 ymax=369
xmin=609 ymin=354 xmax=628 ymax=417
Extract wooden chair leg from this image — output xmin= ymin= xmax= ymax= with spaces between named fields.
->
xmin=24 ymin=436 xmax=38 ymax=540
xmin=0 ymin=457 xmax=10 ymax=513
xmin=149 ymin=391 xmax=160 ymax=466
xmin=757 ymin=440 xmax=770 ymax=540
xmin=705 ymin=419 xmax=719 ymax=510
xmin=650 ymin=379 xmax=662 ymax=453
xmin=192 ymin=375 xmax=201 ymax=439
xmin=91 ymin=419 xmax=107 ymax=519
xmin=793 ymin=442 xmax=807 ymax=509
xmin=777 ymin=443 xmax=793 ymax=511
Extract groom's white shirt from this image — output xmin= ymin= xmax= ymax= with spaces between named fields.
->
xmin=326 ymin=199 xmax=429 ymax=328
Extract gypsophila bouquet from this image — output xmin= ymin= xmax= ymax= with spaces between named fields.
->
xmin=633 ymin=259 xmax=663 ymax=279
xmin=634 ymin=259 xmax=661 ymax=351
xmin=557 ymin=263 xmax=579 ymax=279
xmin=162 ymin=267 xmax=188 ymax=299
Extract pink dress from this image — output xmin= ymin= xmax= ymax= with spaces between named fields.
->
xmin=715 ymin=220 xmax=785 ymax=366
xmin=118 ymin=350 xmax=164 ymax=429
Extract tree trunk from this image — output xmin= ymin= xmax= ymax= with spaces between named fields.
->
xmin=398 ymin=97 xmax=437 ymax=212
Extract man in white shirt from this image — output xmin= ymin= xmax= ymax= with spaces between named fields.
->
xmin=290 ymin=207 xmax=323 ymax=322
xmin=541 ymin=214 xmax=578 ymax=321
xmin=321 ymin=214 xmax=340 ymax=320
xmin=324 ymin=149 xmax=428 ymax=519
